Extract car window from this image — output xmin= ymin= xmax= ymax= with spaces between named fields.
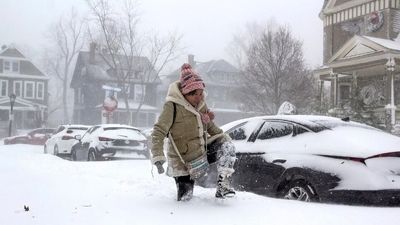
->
xmin=227 ymin=120 xmax=263 ymax=141
xmin=90 ymin=126 xmax=101 ymax=134
xmin=257 ymin=121 xmax=294 ymax=140
xmin=54 ymin=126 xmax=66 ymax=135
xmin=294 ymin=125 xmax=309 ymax=135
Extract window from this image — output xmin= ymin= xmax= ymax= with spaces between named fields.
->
xmin=0 ymin=80 xmax=8 ymax=97
xmin=257 ymin=121 xmax=293 ymax=140
xmin=13 ymin=81 xmax=22 ymax=97
xmin=3 ymin=60 xmax=19 ymax=73
xmin=134 ymin=84 xmax=145 ymax=102
xmin=24 ymin=81 xmax=35 ymax=99
xmin=36 ymin=82 xmax=44 ymax=99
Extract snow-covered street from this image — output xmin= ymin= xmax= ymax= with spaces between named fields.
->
xmin=1 ymin=144 xmax=400 ymax=225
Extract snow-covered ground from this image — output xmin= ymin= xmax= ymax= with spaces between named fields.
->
xmin=1 ymin=144 xmax=400 ymax=225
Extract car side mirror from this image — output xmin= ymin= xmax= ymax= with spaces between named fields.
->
xmin=75 ymin=134 xmax=82 ymax=141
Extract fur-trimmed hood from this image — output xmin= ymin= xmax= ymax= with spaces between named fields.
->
xmin=165 ymin=81 xmax=206 ymax=112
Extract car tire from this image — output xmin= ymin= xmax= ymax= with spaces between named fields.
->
xmin=88 ymin=149 xmax=96 ymax=161
xmin=71 ymin=149 xmax=77 ymax=161
xmin=281 ymin=180 xmax=318 ymax=202
xmin=54 ymin=145 xmax=59 ymax=156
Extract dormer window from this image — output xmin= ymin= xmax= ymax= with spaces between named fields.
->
xmin=3 ymin=60 xmax=19 ymax=73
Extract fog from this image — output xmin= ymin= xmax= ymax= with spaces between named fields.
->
xmin=0 ymin=0 xmax=324 ymax=129
xmin=0 ymin=0 xmax=323 ymax=68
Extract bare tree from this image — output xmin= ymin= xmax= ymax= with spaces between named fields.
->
xmin=44 ymin=8 xmax=85 ymax=123
xmin=86 ymin=0 xmax=182 ymax=125
xmin=231 ymin=22 xmax=318 ymax=114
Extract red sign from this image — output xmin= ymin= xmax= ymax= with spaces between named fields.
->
xmin=103 ymin=96 xmax=118 ymax=112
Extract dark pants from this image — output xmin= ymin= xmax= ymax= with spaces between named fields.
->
xmin=174 ymin=136 xmax=236 ymax=201
xmin=174 ymin=175 xmax=194 ymax=201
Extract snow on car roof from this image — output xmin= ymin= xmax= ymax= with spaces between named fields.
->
xmin=96 ymin=124 xmax=140 ymax=130
xmin=221 ymin=114 xmax=374 ymax=132
xmin=225 ymin=115 xmax=400 ymax=158
xmin=61 ymin=124 xmax=91 ymax=128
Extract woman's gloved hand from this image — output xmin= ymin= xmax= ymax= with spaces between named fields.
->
xmin=155 ymin=161 xmax=165 ymax=174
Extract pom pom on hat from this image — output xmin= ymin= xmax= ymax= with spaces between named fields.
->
xmin=180 ymin=63 xmax=205 ymax=95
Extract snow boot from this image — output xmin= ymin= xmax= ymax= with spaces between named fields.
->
xmin=175 ymin=176 xmax=194 ymax=201
xmin=215 ymin=175 xmax=235 ymax=199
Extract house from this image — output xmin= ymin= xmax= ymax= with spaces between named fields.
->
xmin=314 ymin=0 xmax=400 ymax=130
xmin=70 ymin=44 xmax=160 ymax=128
xmin=0 ymin=44 xmax=49 ymax=136
xmin=159 ymin=55 xmax=248 ymax=125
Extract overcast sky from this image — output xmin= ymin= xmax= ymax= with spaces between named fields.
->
xmin=0 ymin=0 xmax=323 ymax=71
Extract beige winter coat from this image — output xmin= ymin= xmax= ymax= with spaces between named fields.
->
xmin=151 ymin=81 xmax=223 ymax=177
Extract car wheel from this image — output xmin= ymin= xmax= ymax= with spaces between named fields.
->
xmin=88 ymin=149 xmax=96 ymax=161
xmin=54 ymin=145 xmax=59 ymax=156
xmin=71 ymin=149 xmax=77 ymax=161
xmin=282 ymin=180 xmax=318 ymax=202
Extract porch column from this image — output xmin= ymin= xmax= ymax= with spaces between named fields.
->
xmin=351 ymin=72 xmax=357 ymax=110
xmin=331 ymin=72 xmax=338 ymax=108
xmin=386 ymin=57 xmax=396 ymax=127
xmin=319 ymin=80 xmax=324 ymax=113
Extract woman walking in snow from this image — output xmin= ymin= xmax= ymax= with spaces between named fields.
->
xmin=151 ymin=63 xmax=236 ymax=201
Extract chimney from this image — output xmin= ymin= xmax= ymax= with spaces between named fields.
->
xmin=89 ymin=42 xmax=97 ymax=64
xmin=188 ymin=54 xmax=195 ymax=67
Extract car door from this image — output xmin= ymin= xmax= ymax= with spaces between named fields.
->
xmin=226 ymin=120 xmax=265 ymax=191
xmin=247 ymin=120 xmax=297 ymax=194
xmin=75 ymin=126 xmax=100 ymax=160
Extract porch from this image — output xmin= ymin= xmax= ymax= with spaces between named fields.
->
xmin=314 ymin=35 xmax=400 ymax=131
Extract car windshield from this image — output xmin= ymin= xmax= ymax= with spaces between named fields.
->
xmin=69 ymin=127 xmax=89 ymax=130
xmin=102 ymin=127 xmax=145 ymax=140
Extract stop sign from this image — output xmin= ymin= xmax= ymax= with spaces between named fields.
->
xmin=103 ymin=96 xmax=118 ymax=112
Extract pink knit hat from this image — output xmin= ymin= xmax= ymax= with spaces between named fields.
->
xmin=180 ymin=63 xmax=205 ymax=95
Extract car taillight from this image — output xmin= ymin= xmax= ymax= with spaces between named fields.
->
xmin=62 ymin=135 xmax=74 ymax=140
xmin=99 ymin=136 xmax=113 ymax=141
xmin=318 ymin=154 xmax=366 ymax=164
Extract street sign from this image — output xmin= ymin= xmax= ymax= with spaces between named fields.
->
xmin=103 ymin=96 xmax=118 ymax=112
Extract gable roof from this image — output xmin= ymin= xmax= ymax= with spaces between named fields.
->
xmin=166 ymin=59 xmax=240 ymax=81
xmin=195 ymin=59 xmax=240 ymax=84
xmin=328 ymin=35 xmax=400 ymax=64
xmin=0 ymin=44 xmax=46 ymax=77
xmin=0 ymin=46 xmax=25 ymax=58
xmin=71 ymin=51 xmax=160 ymax=87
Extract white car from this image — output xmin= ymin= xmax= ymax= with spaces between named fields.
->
xmin=71 ymin=124 xmax=149 ymax=161
xmin=44 ymin=124 xmax=90 ymax=156
xmin=198 ymin=115 xmax=400 ymax=206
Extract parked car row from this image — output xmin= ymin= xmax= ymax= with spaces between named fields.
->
xmin=4 ymin=123 xmax=150 ymax=161
xmin=5 ymin=114 xmax=400 ymax=206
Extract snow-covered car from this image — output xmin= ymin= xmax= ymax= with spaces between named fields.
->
xmin=4 ymin=128 xmax=55 ymax=145
xmin=199 ymin=115 xmax=400 ymax=206
xmin=71 ymin=124 xmax=149 ymax=161
xmin=44 ymin=124 xmax=90 ymax=156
